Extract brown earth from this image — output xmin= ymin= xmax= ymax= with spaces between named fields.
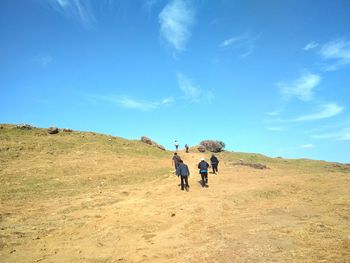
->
xmin=1 ymin=125 xmax=350 ymax=262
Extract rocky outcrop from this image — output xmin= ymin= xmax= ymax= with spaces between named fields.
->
xmin=232 ymin=160 xmax=268 ymax=169
xmin=197 ymin=145 xmax=206 ymax=152
xmin=140 ymin=136 xmax=165 ymax=151
xmin=47 ymin=127 xmax=59 ymax=134
xmin=16 ymin=124 xmax=33 ymax=130
xmin=200 ymin=140 xmax=225 ymax=153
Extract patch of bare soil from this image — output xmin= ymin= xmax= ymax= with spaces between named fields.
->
xmin=1 ymin=151 xmax=350 ymax=262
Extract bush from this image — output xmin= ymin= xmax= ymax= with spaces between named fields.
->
xmin=200 ymin=140 xmax=225 ymax=153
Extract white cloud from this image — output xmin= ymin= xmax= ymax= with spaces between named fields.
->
xmin=158 ymin=0 xmax=195 ymax=51
xmin=266 ymin=127 xmax=284 ymax=132
xmin=88 ymin=95 xmax=174 ymax=111
xmin=299 ymin=143 xmax=314 ymax=149
xmin=303 ymin=41 xmax=319 ymax=51
xmin=320 ymin=39 xmax=350 ymax=71
xmin=311 ymin=127 xmax=350 ymax=141
xmin=177 ymin=73 xmax=202 ymax=102
xmin=278 ymin=72 xmax=321 ymax=101
xmin=220 ymin=35 xmax=246 ymax=47
xmin=176 ymin=73 xmax=213 ymax=103
xmin=35 ymin=55 xmax=53 ymax=67
xmin=48 ymin=0 xmax=96 ymax=28
xmin=289 ymin=103 xmax=344 ymax=122
xmin=267 ymin=110 xmax=281 ymax=116
xmin=219 ymin=32 xmax=261 ymax=58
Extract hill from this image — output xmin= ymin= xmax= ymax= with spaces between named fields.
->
xmin=1 ymin=124 xmax=350 ymax=262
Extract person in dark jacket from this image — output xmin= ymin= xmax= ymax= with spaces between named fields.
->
xmin=210 ymin=154 xmax=219 ymax=174
xmin=185 ymin=144 xmax=189 ymax=153
xmin=198 ymin=158 xmax=210 ymax=187
xmin=176 ymin=160 xmax=190 ymax=191
xmin=172 ymin=152 xmax=182 ymax=170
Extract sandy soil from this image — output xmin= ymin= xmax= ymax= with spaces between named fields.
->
xmin=1 ymin=151 xmax=350 ymax=262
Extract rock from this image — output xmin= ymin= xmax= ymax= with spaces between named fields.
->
xmin=249 ymin=163 xmax=267 ymax=169
xmin=141 ymin=136 xmax=153 ymax=145
xmin=62 ymin=128 xmax=72 ymax=132
xmin=140 ymin=136 xmax=165 ymax=151
xmin=16 ymin=124 xmax=33 ymax=130
xmin=47 ymin=127 xmax=59 ymax=134
xmin=171 ymin=213 xmax=176 ymax=217
xmin=197 ymin=145 xmax=206 ymax=152
xmin=200 ymin=140 xmax=225 ymax=152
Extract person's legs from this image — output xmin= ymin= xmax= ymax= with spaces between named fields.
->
xmin=204 ymin=173 xmax=208 ymax=186
xmin=212 ymin=164 xmax=216 ymax=174
xmin=201 ymin=173 xmax=205 ymax=187
xmin=184 ymin=176 xmax=189 ymax=188
xmin=180 ymin=176 xmax=185 ymax=190
xmin=213 ymin=164 xmax=218 ymax=174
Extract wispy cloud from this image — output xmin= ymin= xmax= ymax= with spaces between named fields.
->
xmin=48 ymin=0 xmax=96 ymax=28
xmin=311 ymin=127 xmax=350 ymax=141
xmin=177 ymin=73 xmax=202 ymax=102
xmin=285 ymin=103 xmax=344 ymax=122
xmin=277 ymin=72 xmax=321 ymax=101
xmin=34 ymin=55 xmax=53 ymax=67
xmin=158 ymin=0 xmax=195 ymax=52
xmin=267 ymin=110 xmax=281 ymax=116
xmin=177 ymin=73 xmax=213 ymax=103
xmin=219 ymin=32 xmax=261 ymax=58
xmin=299 ymin=143 xmax=314 ymax=149
xmin=143 ymin=0 xmax=159 ymax=14
xmin=88 ymin=94 xmax=174 ymax=111
xmin=266 ymin=126 xmax=284 ymax=132
xmin=320 ymin=39 xmax=350 ymax=71
xmin=303 ymin=41 xmax=319 ymax=51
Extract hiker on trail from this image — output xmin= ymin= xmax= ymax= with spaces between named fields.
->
xmin=210 ymin=154 xmax=219 ymax=174
xmin=172 ymin=152 xmax=182 ymax=170
xmin=176 ymin=160 xmax=190 ymax=191
xmin=174 ymin=140 xmax=179 ymax=151
xmin=198 ymin=158 xmax=210 ymax=188
xmin=185 ymin=144 xmax=189 ymax=153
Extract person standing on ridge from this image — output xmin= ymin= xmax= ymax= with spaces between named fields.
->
xmin=172 ymin=152 xmax=182 ymax=171
xmin=198 ymin=158 xmax=210 ymax=187
xmin=174 ymin=140 xmax=179 ymax=151
xmin=210 ymin=154 xmax=219 ymax=175
xmin=176 ymin=160 xmax=190 ymax=191
xmin=185 ymin=144 xmax=189 ymax=153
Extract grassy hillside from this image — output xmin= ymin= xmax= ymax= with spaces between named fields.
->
xmin=0 ymin=124 xmax=170 ymax=202
xmin=2 ymin=123 xmax=350 ymax=203
xmin=1 ymin=123 xmax=350 ymax=262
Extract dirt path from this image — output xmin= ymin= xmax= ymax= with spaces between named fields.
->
xmin=1 ymin=151 xmax=350 ymax=262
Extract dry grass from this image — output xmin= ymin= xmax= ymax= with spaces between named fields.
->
xmin=1 ymin=124 xmax=350 ymax=262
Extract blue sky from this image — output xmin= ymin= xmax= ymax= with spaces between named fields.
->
xmin=1 ymin=0 xmax=350 ymax=163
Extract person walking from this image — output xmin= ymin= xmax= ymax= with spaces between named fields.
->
xmin=198 ymin=158 xmax=210 ymax=187
xmin=185 ymin=144 xmax=189 ymax=153
xmin=210 ymin=154 xmax=219 ymax=175
xmin=172 ymin=152 xmax=182 ymax=171
xmin=174 ymin=140 xmax=179 ymax=151
xmin=176 ymin=160 xmax=190 ymax=191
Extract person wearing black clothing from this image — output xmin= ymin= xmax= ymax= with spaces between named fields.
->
xmin=172 ymin=152 xmax=182 ymax=170
xmin=176 ymin=160 xmax=190 ymax=191
xmin=185 ymin=144 xmax=189 ymax=153
xmin=198 ymin=158 xmax=210 ymax=187
xmin=210 ymin=154 xmax=219 ymax=174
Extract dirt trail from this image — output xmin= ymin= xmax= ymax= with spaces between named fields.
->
xmin=1 ymin=151 xmax=350 ymax=262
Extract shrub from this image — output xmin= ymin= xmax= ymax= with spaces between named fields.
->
xmin=200 ymin=140 xmax=225 ymax=153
